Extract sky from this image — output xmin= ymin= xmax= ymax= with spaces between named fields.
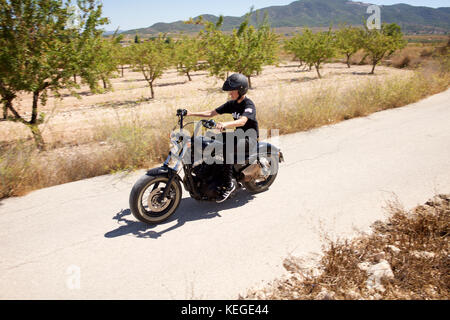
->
xmin=101 ymin=0 xmax=450 ymax=31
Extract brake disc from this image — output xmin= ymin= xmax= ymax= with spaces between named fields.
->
xmin=147 ymin=188 xmax=172 ymax=213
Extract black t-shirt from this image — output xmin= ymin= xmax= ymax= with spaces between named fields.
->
xmin=215 ymin=98 xmax=259 ymax=138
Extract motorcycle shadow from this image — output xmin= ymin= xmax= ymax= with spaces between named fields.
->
xmin=104 ymin=190 xmax=255 ymax=239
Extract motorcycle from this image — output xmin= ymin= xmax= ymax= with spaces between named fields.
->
xmin=129 ymin=109 xmax=284 ymax=224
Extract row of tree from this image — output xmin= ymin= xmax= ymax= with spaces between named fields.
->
xmin=107 ymin=19 xmax=406 ymax=99
xmin=0 ymin=0 xmax=108 ymax=150
xmin=192 ymin=12 xmax=279 ymax=89
xmin=112 ymin=11 xmax=279 ymax=99
xmin=285 ymin=24 xmax=407 ymax=78
xmin=0 ymin=1 xmax=407 ymax=151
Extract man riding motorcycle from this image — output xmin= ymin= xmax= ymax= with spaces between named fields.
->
xmin=129 ymin=74 xmax=283 ymax=224
xmin=186 ymin=73 xmax=258 ymax=203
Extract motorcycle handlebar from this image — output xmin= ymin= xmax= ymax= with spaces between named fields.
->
xmin=176 ymin=109 xmax=216 ymax=129
xmin=177 ymin=109 xmax=188 ymax=117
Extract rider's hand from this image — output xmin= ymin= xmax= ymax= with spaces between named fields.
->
xmin=185 ymin=110 xmax=191 ymax=117
xmin=216 ymin=122 xmax=226 ymax=132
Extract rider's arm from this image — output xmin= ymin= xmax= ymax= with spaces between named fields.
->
xmin=217 ymin=117 xmax=248 ymax=131
xmin=186 ymin=110 xmax=218 ymax=118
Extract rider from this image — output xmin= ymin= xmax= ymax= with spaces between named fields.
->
xmin=186 ymin=73 xmax=259 ymax=203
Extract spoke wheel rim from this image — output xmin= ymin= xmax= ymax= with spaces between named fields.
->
xmin=140 ymin=178 xmax=178 ymax=218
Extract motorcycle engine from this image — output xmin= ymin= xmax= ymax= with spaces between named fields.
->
xmin=191 ymin=163 xmax=224 ymax=200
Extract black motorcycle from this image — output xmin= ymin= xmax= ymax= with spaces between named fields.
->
xmin=129 ymin=109 xmax=284 ymax=224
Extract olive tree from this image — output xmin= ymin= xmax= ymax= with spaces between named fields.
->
xmin=190 ymin=12 xmax=278 ymax=88
xmin=115 ymin=41 xmax=131 ymax=78
xmin=0 ymin=0 xmax=108 ymax=150
xmin=174 ymin=36 xmax=204 ymax=81
xmin=88 ymin=37 xmax=120 ymax=91
xmin=335 ymin=25 xmax=364 ymax=68
xmin=227 ymin=12 xmax=279 ymax=88
xmin=285 ymin=33 xmax=308 ymax=68
xmin=362 ymin=23 xmax=407 ymax=74
xmin=285 ymin=28 xmax=336 ymax=79
xmin=189 ymin=16 xmax=231 ymax=79
xmin=130 ymin=36 xmax=171 ymax=99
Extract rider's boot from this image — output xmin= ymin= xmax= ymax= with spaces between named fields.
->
xmin=216 ymin=182 xmax=236 ymax=203
xmin=216 ymin=164 xmax=236 ymax=203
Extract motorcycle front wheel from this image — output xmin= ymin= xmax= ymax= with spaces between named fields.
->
xmin=129 ymin=175 xmax=182 ymax=224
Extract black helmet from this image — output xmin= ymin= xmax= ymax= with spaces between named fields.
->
xmin=222 ymin=73 xmax=249 ymax=96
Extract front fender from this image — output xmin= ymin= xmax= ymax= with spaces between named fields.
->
xmin=146 ymin=166 xmax=182 ymax=181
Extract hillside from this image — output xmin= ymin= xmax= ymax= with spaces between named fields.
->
xmin=119 ymin=0 xmax=450 ymax=35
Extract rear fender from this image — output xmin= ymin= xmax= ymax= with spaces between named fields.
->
xmin=247 ymin=142 xmax=284 ymax=163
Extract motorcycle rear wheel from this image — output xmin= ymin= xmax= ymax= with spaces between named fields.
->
xmin=129 ymin=175 xmax=182 ymax=224
xmin=243 ymin=154 xmax=279 ymax=194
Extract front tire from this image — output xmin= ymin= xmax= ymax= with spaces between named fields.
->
xmin=129 ymin=174 xmax=182 ymax=224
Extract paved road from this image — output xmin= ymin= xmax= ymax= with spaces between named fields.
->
xmin=1 ymin=89 xmax=449 ymax=299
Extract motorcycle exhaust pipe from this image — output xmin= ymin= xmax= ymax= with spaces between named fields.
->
xmin=241 ymin=163 xmax=263 ymax=182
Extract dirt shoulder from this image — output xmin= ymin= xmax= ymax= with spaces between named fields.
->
xmin=243 ymin=194 xmax=449 ymax=300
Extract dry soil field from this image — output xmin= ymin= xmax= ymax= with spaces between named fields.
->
xmin=0 ymin=61 xmax=413 ymax=148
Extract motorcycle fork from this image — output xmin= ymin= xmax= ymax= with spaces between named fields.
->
xmin=158 ymin=138 xmax=187 ymax=201
xmin=158 ymin=167 xmax=177 ymax=202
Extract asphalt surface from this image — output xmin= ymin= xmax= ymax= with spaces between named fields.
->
xmin=1 ymin=88 xmax=449 ymax=299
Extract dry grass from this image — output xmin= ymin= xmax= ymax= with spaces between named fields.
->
xmin=243 ymin=194 xmax=450 ymax=300
xmin=0 ymin=62 xmax=413 ymax=145
xmin=1 ymin=54 xmax=449 ymax=199
xmin=388 ymin=46 xmax=435 ymax=69
xmin=347 ymin=40 xmax=449 ymax=70
xmin=258 ymin=67 xmax=449 ymax=136
xmin=387 ymin=39 xmax=449 ymax=70
xmin=0 ymin=125 xmax=169 ymax=198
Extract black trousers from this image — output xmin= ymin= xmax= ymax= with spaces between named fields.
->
xmin=219 ymin=132 xmax=258 ymax=187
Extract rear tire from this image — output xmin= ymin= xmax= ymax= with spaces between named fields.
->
xmin=243 ymin=154 xmax=279 ymax=194
xmin=129 ymin=174 xmax=182 ymax=225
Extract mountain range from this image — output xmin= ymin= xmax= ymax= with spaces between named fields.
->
xmin=118 ymin=0 xmax=450 ymax=35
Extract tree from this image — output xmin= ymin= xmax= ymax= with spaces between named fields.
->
xmin=109 ymin=34 xmax=130 ymax=78
xmin=285 ymin=33 xmax=308 ymax=69
xmin=362 ymin=23 xmax=407 ymax=74
xmin=285 ymin=28 xmax=336 ymax=79
xmin=117 ymin=44 xmax=132 ymax=77
xmin=0 ymin=0 xmax=108 ymax=150
xmin=174 ymin=36 xmax=203 ymax=81
xmin=190 ymin=11 xmax=278 ymax=88
xmin=87 ymin=37 xmax=120 ymax=91
xmin=190 ymin=16 xmax=231 ymax=80
xmin=335 ymin=25 xmax=364 ymax=68
xmin=130 ymin=35 xmax=171 ymax=99
xmin=227 ymin=12 xmax=279 ymax=88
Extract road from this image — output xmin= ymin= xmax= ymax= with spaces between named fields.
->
xmin=1 ymin=89 xmax=449 ymax=299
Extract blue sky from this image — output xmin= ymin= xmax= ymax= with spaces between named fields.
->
xmin=101 ymin=0 xmax=450 ymax=31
